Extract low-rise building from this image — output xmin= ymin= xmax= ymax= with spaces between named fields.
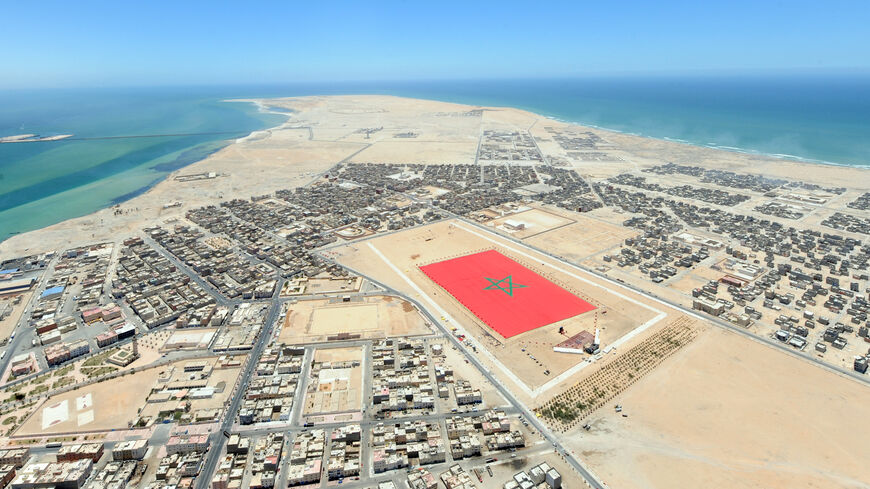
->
xmin=112 ymin=440 xmax=148 ymax=461
xmin=10 ymin=459 xmax=92 ymax=489
xmin=56 ymin=443 xmax=103 ymax=463
xmin=166 ymin=435 xmax=209 ymax=455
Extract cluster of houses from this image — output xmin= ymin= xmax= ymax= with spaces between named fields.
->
xmin=146 ymin=434 xmax=210 ymax=488
xmin=643 ymin=163 xmax=788 ymax=193
xmin=113 ymin=236 xmax=215 ymax=329
xmin=754 ymin=200 xmax=807 ymax=220
xmin=609 ymin=235 xmax=704 ymax=283
xmin=88 ymin=458 xmax=140 ymax=489
xmin=371 ymin=338 xmax=435 ymax=417
xmin=371 ymin=420 xmax=445 ymax=472
xmin=478 ymin=130 xmax=544 ymax=162
xmin=186 ymin=202 xmax=332 ymax=279
xmin=534 ymin=167 xmax=601 ymax=214
xmin=610 ymin=173 xmax=750 ymax=207
xmin=326 ymin=424 xmax=362 ymax=481
xmin=54 ymin=243 xmax=114 ymax=316
xmin=847 ymin=192 xmax=870 ymax=211
xmin=0 ymin=441 xmax=144 ymax=489
xmin=239 ymin=344 xmax=303 ymax=425
xmin=210 ymin=440 xmax=248 ymax=489
xmin=822 ymin=212 xmax=870 ymax=235
xmin=286 ymin=430 xmax=325 ymax=486
xmin=151 ymin=226 xmax=277 ymax=300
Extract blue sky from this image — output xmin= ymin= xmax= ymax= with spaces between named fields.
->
xmin=2 ymin=0 xmax=869 ymax=88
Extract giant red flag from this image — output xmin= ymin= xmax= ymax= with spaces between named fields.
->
xmin=420 ymin=250 xmax=595 ymax=338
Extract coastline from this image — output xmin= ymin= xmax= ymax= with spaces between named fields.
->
xmin=0 ymin=94 xmax=867 ymax=257
xmin=0 ymin=98 xmax=289 ymax=243
xmin=563 ymin=116 xmax=864 ymax=169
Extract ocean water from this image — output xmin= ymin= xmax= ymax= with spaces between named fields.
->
xmin=1 ymin=76 xmax=868 ymax=243
xmin=381 ymin=76 xmax=870 ymax=168
xmin=0 ymin=87 xmax=287 ymax=243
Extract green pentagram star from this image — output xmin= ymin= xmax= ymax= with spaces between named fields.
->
xmin=483 ymin=275 xmax=527 ymax=296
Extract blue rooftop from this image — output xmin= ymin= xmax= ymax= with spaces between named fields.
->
xmin=41 ymin=285 xmax=65 ymax=297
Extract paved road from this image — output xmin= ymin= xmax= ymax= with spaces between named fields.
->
xmin=0 ymin=255 xmax=60 ymax=377
xmin=194 ymin=285 xmax=284 ymax=489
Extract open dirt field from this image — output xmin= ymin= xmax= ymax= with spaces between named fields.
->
xmin=15 ymin=357 xmax=242 ymax=436
xmin=17 ymin=366 xmax=161 ymax=435
xmin=489 ymin=208 xmax=575 ymax=239
xmin=349 ymin=140 xmax=478 ymax=165
xmin=278 ymin=295 xmax=431 ymax=344
xmin=568 ymin=327 xmax=870 ymax=489
xmin=522 ymin=208 xmax=638 ymax=262
xmin=331 ymin=219 xmax=682 ymax=401
xmin=313 ymin=346 xmax=362 ymax=364
xmin=311 ymin=304 xmax=378 ymax=333
xmin=0 ymin=291 xmax=30 ymax=341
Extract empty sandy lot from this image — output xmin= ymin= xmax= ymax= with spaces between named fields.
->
xmin=523 ymin=208 xmax=637 ymax=261
xmin=568 ymin=327 xmax=870 ymax=489
xmin=17 ymin=365 xmax=162 ymax=435
xmin=16 ymin=357 xmax=242 ymax=436
xmin=279 ymin=295 xmax=431 ymax=344
xmin=313 ymin=346 xmax=362 ymax=364
xmin=311 ymin=304 xmax=378 ymax=334
xmin=489 ymin=208 xmax=575 ymax=239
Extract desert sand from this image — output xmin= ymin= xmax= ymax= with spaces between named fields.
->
xmin=569 ymin=327 xmax=870 ymax=489
xmin=279 ymin=295 xmax=431 ymax=344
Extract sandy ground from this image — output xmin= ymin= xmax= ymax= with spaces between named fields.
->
xmin=311 ymin=304 xmax=378 ymax=334
xmin=0 ymin=292 xmax=30 ymax=341
xmin=15 ymin=356 xmax=241 ymax=436
xmin=313 ymin=346 xmax=362 ymax=364
xmin=488 ymin=208 xmax=576 ymax=239
xmin=519 ymin=208 xmax=638 ymax=263
xmin=568 ymin=327 xmax=870 ymax=489
xmin=16 ymin=366 xmax=160 ymax=435
xmin=279 ymin=295 xmax=431 ymax=344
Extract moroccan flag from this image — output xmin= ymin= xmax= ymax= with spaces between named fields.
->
xmin=420 ymin=250 xmax=595 ymax=338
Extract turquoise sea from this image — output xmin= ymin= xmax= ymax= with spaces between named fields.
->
xmin=1 ymin=76 xmax=869 ymax=243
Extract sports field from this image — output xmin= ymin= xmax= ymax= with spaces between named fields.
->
xmin=420 ymin=250 xmax=596 ymax=338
